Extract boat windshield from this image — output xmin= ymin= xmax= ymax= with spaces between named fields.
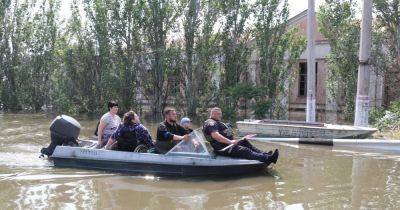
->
xmin=165 ymin=129 xmax=214 ymax=158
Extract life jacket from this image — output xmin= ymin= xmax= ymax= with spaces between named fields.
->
xmin=203 ymin=119 xmax=233 ymax=143
xmin=116 ymin=127 xmax=138 ymax=152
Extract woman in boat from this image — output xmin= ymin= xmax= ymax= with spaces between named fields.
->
xmin=97 ymin=101 xmax=121 ymax=148
xmin=105 ymin=111 xmax=155 ymax=152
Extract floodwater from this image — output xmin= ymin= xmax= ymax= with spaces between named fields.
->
xmin=1 ymin=113 xmax=400 ymax=209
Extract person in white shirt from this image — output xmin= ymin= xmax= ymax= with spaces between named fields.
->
xmin=97 ymin=101 xmax=121 ymax=148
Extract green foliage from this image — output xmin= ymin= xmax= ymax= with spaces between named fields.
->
xmin=373 ymin=0 xmax=400 ymax=104
xmin=181 ymin=0 xmax=199 ymax=116
xmin=253 ymin=0 xmax=306 ymax=119
xmin=136 ymin=0 xmax=183 ymax=117
xmin=318 ymin=0 xmax=360 ymax=121
xmin=369 ymin=107 xmax=385 ymax=125
xmin=370 ymin=101 xmax=400 ymax=131
xmin=0 ymin=0 xmax=60 ymax=111
xmin=374 ymin=111 xmax=400 ymax=132
xmin=227 ymin=83 xmax=259 ymax=101
xmin=180 ymin=0 xmax=221 ymax=117
xmin=219 ymin=0 xmax=252 ymax=109
xmin=253 ymin=100 xmax=273 ymax=119
xmin=189 ymin=0 xmax=221 ymax=114
xmin=388 ymin=101 xmax=400 ymax=116
xmin=220 ymin=105 xmax=238 ymax=122
xmin=52 ymin=92 xmax=77 ymax=114
xmin=0 ymin=0 xmax=304 ymax=122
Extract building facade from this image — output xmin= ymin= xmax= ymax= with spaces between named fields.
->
xmin=286 ymin=10 xmax=383 ymax=123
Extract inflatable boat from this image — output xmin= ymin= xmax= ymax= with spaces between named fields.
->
xmin=41 ymin=115 xmax=268 ymax=176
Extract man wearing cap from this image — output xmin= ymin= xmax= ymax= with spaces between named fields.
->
xmin=180 ymin=117 xmax=193 ymax=134
xmin=155 ymin=107 xmax=190 ymax=153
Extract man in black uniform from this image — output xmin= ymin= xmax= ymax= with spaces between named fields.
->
xmin=203 ymin=107 xmax=279 ymax=165
xmin=156 ymin=107 xmax=190 ymax=153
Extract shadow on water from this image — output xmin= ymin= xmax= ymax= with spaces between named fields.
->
xmin=139 ymin=166 xmax=280 ymax=182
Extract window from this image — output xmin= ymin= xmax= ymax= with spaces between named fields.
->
xmin=315 ymin=62 xmax=318 ymax=90
xmin=299 ymin=63 xmax=307 ymax=96
xmin=298 ymin=62 xmax=318 ymax=97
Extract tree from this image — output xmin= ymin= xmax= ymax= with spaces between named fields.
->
xmin=139 ymin=0 xmax=181 ymax=117
xmin=85 ymin=0 xmax=115 ymax=109
xmin=0 ymin=0 xmax=305 ymax=120
xmin=51 ymin=0 xmax=103 ymax=114
xmin=373 ymin=0 xmax=400 ymax=105
xmin=318 ymin=0 xmax=360 ymax=121
xmin=0 ymin=0 xmax=28 ymax=111
xmin=23 ymin=0 xmax=60 ymax=111
xmin=181 ymin=0 xmax=221 ymax=117
xmin=253 ymin=0 xmax=306 ymax=119
xmin=108 ymin=0 xmax=145 ymax=111
xmin=219 ymin=0 xmax=252 ymax=119
xmin=181 ymin=0 xmax=199 ymax=117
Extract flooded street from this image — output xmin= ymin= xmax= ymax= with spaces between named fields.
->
xmin=1 ymin=114 xmax=400 ymax=209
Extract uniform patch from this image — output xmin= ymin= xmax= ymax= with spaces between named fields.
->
xmin=205 ymin=119 xmax=216 ymax=126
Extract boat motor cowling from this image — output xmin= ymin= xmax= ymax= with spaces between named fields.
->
xmin=40 ymin=115 xmax=81 ymax=157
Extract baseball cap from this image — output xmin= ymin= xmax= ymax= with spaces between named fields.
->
xmin=180 ymin=117 xmax=192 ymax=125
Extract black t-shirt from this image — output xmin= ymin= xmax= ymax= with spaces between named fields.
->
xmin=156 ymin=121 xmax=187 ymax=142
xmin=202 ymin=118 xmax=234 ymax=150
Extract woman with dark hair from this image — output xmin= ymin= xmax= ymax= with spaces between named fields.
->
xmin=104 ymin=111 xmax=155 ymax=152
xmin=97 ymin=101 xmax=121 ymax=148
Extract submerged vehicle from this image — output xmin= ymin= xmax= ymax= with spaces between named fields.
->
xmin=40 ymin=115 xmax=268 ymax=176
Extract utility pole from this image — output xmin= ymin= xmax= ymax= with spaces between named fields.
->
xmin=354 ymin=0 xmax=373 ymax=126
xmin=306 ymin=0 xmax=316 ymax=123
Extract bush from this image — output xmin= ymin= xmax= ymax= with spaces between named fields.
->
xmin=374 ymin=111 xmax=400 ymax=131
xmin=227 ymin=83 xmax=260 ymax=101
xmin=369 ymin=107 xmax=385 ymax=125
xmin=220 ymin=105 xmax=238 ymax=123
xmin=53 ymin=94 xmax=77 ymax=114
xmin=389 ymin=101 xmax=400 ymax=115
xmin=370 ymin=101 xmax=400 ymax=132
xmin=252 ymin=100 xmax=272 ymax=119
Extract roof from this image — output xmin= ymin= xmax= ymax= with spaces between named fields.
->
xmin=288 ymin=9 xmax=308 ymax=28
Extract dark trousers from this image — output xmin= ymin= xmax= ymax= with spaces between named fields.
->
xmin=216 ymin=139 xmax=269 ymax=163
xmin=155 ymin=140 xmax=177 ymax=154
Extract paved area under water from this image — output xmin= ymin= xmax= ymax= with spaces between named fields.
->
xmin=1 ymin=114 xmax=400 ymax=209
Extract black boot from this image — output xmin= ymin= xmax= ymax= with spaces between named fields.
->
xmin=270 ymin=149 xmax=279 ymax=164
xmin=262 ymin=149 xmax=279 ymax=165
xmin=263 ymin=150 xmax=273 ymax=156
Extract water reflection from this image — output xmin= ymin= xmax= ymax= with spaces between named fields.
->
xmin=1 ymin=114 xmax=400 ymax=209
xmin=266 ymin=142 xmax=400 ymax=209
xmin=350 ymin=157 xmax=400 ymax=209
xmin=89 ymin=175 xmax=283 ymax=209
xmin=14 ymin=179 xmax=99 ymax=210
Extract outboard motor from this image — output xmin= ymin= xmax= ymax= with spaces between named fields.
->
xmin=40 ymin=115 xmax=81 ymax=157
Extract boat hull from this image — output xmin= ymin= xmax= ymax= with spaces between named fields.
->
xmin=237 ymin=120 xmax=377 ymax=139
xmin=51 ymin=146 xmax=266 ymax=176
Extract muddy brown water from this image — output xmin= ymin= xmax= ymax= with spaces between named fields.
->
xmin=1 ymin=113 xmax=400 ymax=209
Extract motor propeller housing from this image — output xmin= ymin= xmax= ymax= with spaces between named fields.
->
xmin=40 ymin=115 xmax=81 ymax=157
